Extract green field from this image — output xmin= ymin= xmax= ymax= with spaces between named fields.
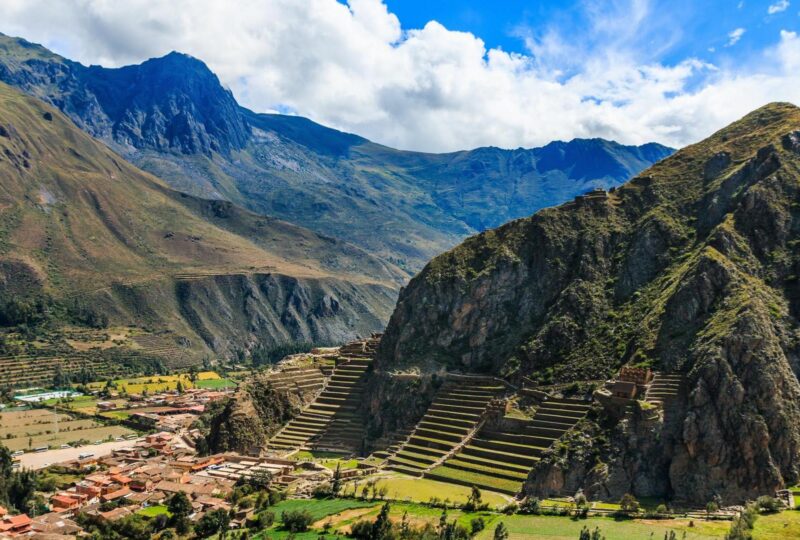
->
xmin=752 ymin=510 xmax=800 ymax=539
xmin=343 ymin=474 xmax=510 ymax=507
xmin=474 ymin=514 xmax=730 ymax=540
xmin=194 ymin=378 xmax=237 ymax=389
xmin=137 ymin=505 xmax=172 ymax=518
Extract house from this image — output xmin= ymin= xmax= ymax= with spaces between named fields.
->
xmin=611 ymin=380 xmax=637 ymax=400
xmin=110 ymin=474 xmax=132 ymax=486
xmin=31 ymin=512 xmax=82 ymax=536
xmin=99 ymin=506 xmax=134 ymax=522
xmin=49 ymin=495 xmax=80 ymax=512
xmin=129 ymin=476 xmax=153 ymax=492
xmin=97 ymin=401 xmax=117 ymax=411
xmin=100 ymin=486 xmax=131 ymax=503
xmin=0 ymin=514 xmax=33 ymax=536
xmin=618 ymin=366 xmax=652 ymax=385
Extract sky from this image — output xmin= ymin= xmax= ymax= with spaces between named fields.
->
xmin=2 ymin=0 xmax=800 ymax=152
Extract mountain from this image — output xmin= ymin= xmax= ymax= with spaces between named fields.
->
xmin=368 ymin=103 xmax=800 ymax=503
xmin=0 ymin=33 xmax=673 ymax=272
xmin=0 ymin=81 xmax=402 ymax=358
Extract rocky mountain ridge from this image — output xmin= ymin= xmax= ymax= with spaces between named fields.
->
xmin=0 ymin=81 xmax=399 ymax=359
xmin=369 ymin=102 xmax=800 ymax=503
xmin=0 ymin=33 xmax=673 ymax=271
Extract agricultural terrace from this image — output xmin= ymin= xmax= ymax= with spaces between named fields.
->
xmin=342 ymin=473 xmax=510 ymax=507
xmin=0 ymin=408 xmax=135 ymax=451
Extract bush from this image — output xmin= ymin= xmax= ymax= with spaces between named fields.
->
xmin=619 ymin=493 xmax=639 ymax=513
xmin=755 ymin=496 xmax=781 ymax=514
xmin=350 ymin=519 xmax=373 ymax=540
xmin=519 ymin=497 xmax=541 ymax=515
xmin=246 ymin=511 xmax=275 ymax=529
xmin=281 ymin=509 xmax=314 ymax=532
xmin=470 ymin=517 xmax=485 ymax=535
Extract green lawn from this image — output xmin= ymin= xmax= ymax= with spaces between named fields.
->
xmin=137 ymin=505 xmax=172 ymax=518
xmin=474 ymin=514 xmax=729 ymax=540
xmin=752 ymin=510 xmax=800 ymax=539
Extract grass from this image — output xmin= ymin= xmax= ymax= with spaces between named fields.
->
xmin=195 ymin=378 xmax=237 ymax=389
xmin=343 ymin=474 xmax=510 ymax=507
xmin=269 ymin=499 xmax=378 ymax=521
xmin=752 ymin=510 xmax=800 ymax=539
xmin=474 ymin=514 xmax=730 ymax=540
xmin=85 ymin=374 xmax=195 ymax=394
xmin=137 ymin=505 xmax=172 ymax=518
xmin=427 ymin=466 xmax=523 ymax=494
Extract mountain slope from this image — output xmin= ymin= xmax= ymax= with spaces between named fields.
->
xmin=0 ymin=33 xmax=673 ymax=271
xmin=370 ymin=103 xmax=800 ymax=503
xmin=0 ymin=82 xmax=400 ymax=358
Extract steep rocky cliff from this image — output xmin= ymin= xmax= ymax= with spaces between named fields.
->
xmin=371 ymin=103 xmax=800 ymax=504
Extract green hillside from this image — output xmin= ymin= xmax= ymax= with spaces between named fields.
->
xmin=0 ymin=82 xmax=400 ymax=361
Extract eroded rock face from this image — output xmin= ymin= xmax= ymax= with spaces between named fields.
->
xmin=370 ymin=103 xmax=800 ymax=503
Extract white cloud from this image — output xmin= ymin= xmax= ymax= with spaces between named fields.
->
xmin=768 ymin=0 xmax=790 ymax=14
xmin=726 ymin=28 xmax=746 ymax=46
xmin=0 ymin=0 xmax=799 ymax=153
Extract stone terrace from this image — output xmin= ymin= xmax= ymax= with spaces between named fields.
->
xmin=427 ymin=396 xmax=591 ymax=495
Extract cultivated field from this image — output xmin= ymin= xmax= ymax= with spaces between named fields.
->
xmin=343 ymin=473 xmax=510 ymax=507
xmin=0 ymin=408 xmax=135 ymax=451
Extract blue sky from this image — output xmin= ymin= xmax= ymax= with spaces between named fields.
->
xmin=4 ymin=0 xmax=800 ymax=152
xmin=385 ymin=0 xmax=797 ymax=70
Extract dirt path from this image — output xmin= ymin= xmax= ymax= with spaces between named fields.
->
xmin=17 ymin=438 xmax=143 ymax=470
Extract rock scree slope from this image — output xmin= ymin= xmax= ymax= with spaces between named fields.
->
xmin=370 ymin=102 xmax=800 ymax=504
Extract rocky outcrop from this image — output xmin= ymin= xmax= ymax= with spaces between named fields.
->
xmin=371 ymin=103 xmax=800 ymax=503
xmin=202 ymin=373 xmax=309 ymax=453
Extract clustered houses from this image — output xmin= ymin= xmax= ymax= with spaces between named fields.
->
xmin=0 ymin=430 xmax=368 ymax=537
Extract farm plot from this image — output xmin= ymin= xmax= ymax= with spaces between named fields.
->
xmin=0 ymin=408 xmax=135 ymax=451
xmin=85 ymin=374 xmax=194 ymax=394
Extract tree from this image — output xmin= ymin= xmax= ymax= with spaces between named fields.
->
xmin=195 ymin=508 xmax=230 ymax=538
xmin=706 ymin=501 xmax=719 ymax=518
xmin=281 ymin=510 xmax=313 ymax=533
xmin=579 ymin=527 xmax=606 ymax=540
xmin=332 ymin=463 xmax=342 ymax=496
xmin=168 ymin=491 xmax=192 ymax=519
xmin=493 ymin=523 xmax=509 ymax=540
xmin=470 ymin=517 xmax=485 ymax=536
xmin=371 ymin=502 xmax=394 ymax=540
xmin=176 ymin=380 xmax=185 ymax=394
xmin=619 ymin=493 xmax=639 ymax=513
xmin=464 ymin=485 xmax=483 ymax=511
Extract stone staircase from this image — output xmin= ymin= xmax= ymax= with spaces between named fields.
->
xmin=644 ymin=373 xmax=685 ymax=406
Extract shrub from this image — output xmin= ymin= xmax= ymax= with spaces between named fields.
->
xmin=619 ymin=493 xmax=639 ymax=513
xmin=519 ymin=497 xmax=541 ymax=515
xmin=755 ymin=495 xmax=781 ymax=514
xmin=281 ymin=509 xmax=314 ymax=532
xmin=470 ymin=517 xmax=485 ymax=535
xmin=493 ymin=522 xmax=509 ymax=540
